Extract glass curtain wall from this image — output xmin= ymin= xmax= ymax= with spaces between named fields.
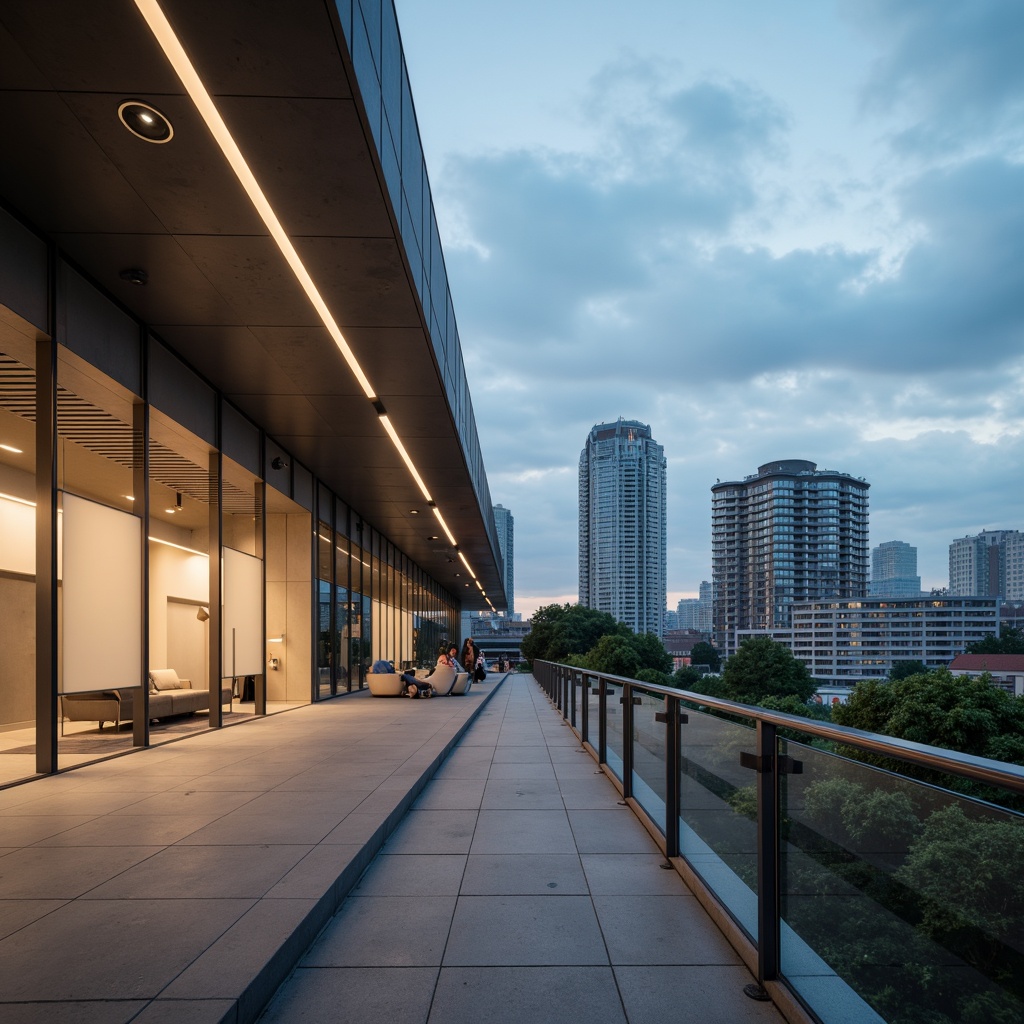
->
xmin=0 ymin=324 xmax=38 ymax=786
xmin=265 ymin=483 xmax=312 ymax=709
xmin=56 ymin=346 xmax=144 ymax=764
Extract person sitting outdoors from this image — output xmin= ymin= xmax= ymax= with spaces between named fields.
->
xmin=400 ymin=643 xmax=459 ymax=698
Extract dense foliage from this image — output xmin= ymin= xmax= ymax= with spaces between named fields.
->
xmin=520 ymin=603 xmax=627 ymax=664
xmin=520 ymin=603 xmax=672 ymax=680
xmin=688 ymin=640 xmax=721 ymax=673
xmin=719 ymin=634 xmax=816 ymax=704
xmin=966 ymin=625 xmax=1024 ymax=655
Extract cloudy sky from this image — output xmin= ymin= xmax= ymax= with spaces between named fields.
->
xmin=394 ymin=0 xmax=1024 ymax=617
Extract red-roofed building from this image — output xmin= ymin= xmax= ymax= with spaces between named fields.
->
xmin=949 ymin=654 xmax=1024 ymax=697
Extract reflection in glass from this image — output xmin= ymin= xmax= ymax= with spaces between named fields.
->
xmin=678 ymin=709 xmax=759 ymax=941
xmin=0 ymin=341 xmax=37 ymax=785
xmin=781 ymin=741 xmax=1024 ymax=1024
xmin=631 ymin=689 xmax=667 ymax=831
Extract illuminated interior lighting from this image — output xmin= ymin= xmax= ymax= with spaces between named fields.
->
xmin=148 ymin=536 xmax=209 ymax=557
xmin=0 ymin=491 xmax=35 ymax=507
xmin=432 ymin=506 xmax=457 ymax=546
xmin=133 ymin=0 xmax=376 ymax=401
xmin=124 ymin=495 xmax=135 ymax=501
xmin=458 ymin=551 xmax=477 ymax=579
xmin=134 ymin=0 xmax=488 ymax=592
xmin=0 ymin=443 xmax=23 ymax=454
xmin=377 ymin=414 xmax=432 ymax=502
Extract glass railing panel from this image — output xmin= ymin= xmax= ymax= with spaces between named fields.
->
xmin=605 ymin=684 xmax=623 ymax=780
xmin=631 ymin=688 xmax=667 ymax=832
xmin=583 ymin=675 xmax=597 ymax=749
xmin=780 ymin=739 xmax=1024 ymax=1024
xmin=678 ymin=707 xmax=759 ymax=941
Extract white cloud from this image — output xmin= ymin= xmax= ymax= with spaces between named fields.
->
xmin=398 ymin=0 xmax=1024 ymax=610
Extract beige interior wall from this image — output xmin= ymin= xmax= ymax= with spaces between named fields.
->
xmin=266 ymin=512 xmax=311 ymax=702
xmin=0 ymin=576 xmax=34 ymax=728
xmin=148 ymin=540 xmax=209 ymax=672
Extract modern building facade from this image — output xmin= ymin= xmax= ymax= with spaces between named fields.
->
xmin=949 ymin=529 xmax=1024 ymax=600
xmin=492 ymin=503 xmax=514 ymax=616
xmin=677 ymin=581 xmax=713 ymax=634
xmin=740 ymin=597 xmax=1000 ymax=682
xmin=578 ymin=419 xmax=666 ymax=636
xmin=0 ymin=0 xmax=505 ymax=787
xmin=869 ymin=540 xmax=922 ymax=597
xmin=712 ymin=459 xmax=869 ymax=656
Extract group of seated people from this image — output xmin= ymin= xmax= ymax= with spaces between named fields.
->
xmin=400 ymin=637 xmax=489 ymax=698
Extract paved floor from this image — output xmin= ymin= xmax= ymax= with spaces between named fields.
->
xmin=0 ymin=676 xmax=504 ymax=1024
xmin=258 ymin=676 xmax=786 ymax=1024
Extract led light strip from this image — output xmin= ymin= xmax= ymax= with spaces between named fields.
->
xmin=149 ymin=535 xmax=209 ymax=557
xmin=133 ymin=0 xmax=491 ymax=604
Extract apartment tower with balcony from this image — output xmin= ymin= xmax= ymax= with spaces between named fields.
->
xmin=712 ymin=459 xmax=869 ymax=656
xmin=579 ymin=419 xmax=666 ymax=635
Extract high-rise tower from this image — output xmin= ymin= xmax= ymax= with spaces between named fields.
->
xmin=492 ymin=504 xmax=515 ymax=615
xmin=711 ymin=459 xmax=869 ymax=656
xmin=869 ymin=540 xmax=922 ymax=597
xmin=579 ymin=419 xmax=667 ymax=635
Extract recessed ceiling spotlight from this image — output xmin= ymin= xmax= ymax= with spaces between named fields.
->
xmin=119 ymin=268 xmax=148 ymax=285
xmin=0 ymin=443 xmax=23 ymax=454
xmin=409 ymin=509 xmax=419 ymax=515
xmin=117 ymin=100 xmax=173 ymax=143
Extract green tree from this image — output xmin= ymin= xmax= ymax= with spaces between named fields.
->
xmin=520 ymin=603 xmax=627 ymax=664
xmin=890 ymin=659 xmax=928 ymax=680
xmin=629 ymin=631 xmax=673 ymax=674
xmin=721 ymin=635 xmax=816 ymax=704
xmin=833 ymin=668 xmax=1024 ymax=763
xmin=966 ymin=625 xmax=1024 ymax=655
xmin=581 ymin=634 xmax=641 ymax=677
xmin=688 ymin=640 xmax=721 ymax=673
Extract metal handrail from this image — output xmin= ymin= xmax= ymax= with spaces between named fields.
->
xmin=535 ymin=661 xmax=1024 ymax=796
xmin=533 ymin=658 xmax=1024 ymax=1018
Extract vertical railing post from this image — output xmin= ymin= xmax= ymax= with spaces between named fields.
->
xmin=621 ymin=682 xmax=634 ymax=799
xmin=569 ymin=670 xmax=577 ymax=729
xmin=580 ymin=671 xmax=589 ymax=744
xmin=748 ymin=719 xmax=780 ymax=1000
xmin=664 ymin=694 xmax=681 ymax=859
xmin=597 ymin=676 xmax=607 ymax=766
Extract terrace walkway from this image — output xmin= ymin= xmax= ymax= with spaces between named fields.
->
xmin=0 ymin=674 xmax=787 ymax=1024
xmin=260 ymin=675 xmax=786 ymax=1024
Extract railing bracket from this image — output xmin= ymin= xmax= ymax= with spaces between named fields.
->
xmin=740 ymin=752 xmax=803 ymax=774
xmin=619 ymin=695 xmax=642 ymax=705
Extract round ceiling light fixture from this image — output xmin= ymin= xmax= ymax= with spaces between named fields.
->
xmin=117 ymin=100 xmax=173 ymax=143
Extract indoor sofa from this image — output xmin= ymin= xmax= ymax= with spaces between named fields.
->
xmin=60 ymin=669 xmax=232 ymax=731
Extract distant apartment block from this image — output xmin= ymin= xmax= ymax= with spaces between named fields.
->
xmin=579 ymin=419 xmax=667 ymax=636
xmin=712 ymin=460 xmax=869 ymax=656
xmin=868 ymin=540 xmax=922 ymax=597
xmin=949 ymin=529 xmax=1024 ymax=600
xmin=493 ymin=504 xmax=515 ymax=616
xmin=677 ymin=581 xmax=713 ymax=633
xmin=740 ymin=597 xmax=1000 ymax=682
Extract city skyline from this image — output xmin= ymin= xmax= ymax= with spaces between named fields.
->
xmin=396 ymin=1 xmax=1024 ymax=615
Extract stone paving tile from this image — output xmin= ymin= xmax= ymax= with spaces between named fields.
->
xmin=429 ymin=966 xmax=627 ymax=1024
xmin=260 ymin=966 xmax=438 ymax=1024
